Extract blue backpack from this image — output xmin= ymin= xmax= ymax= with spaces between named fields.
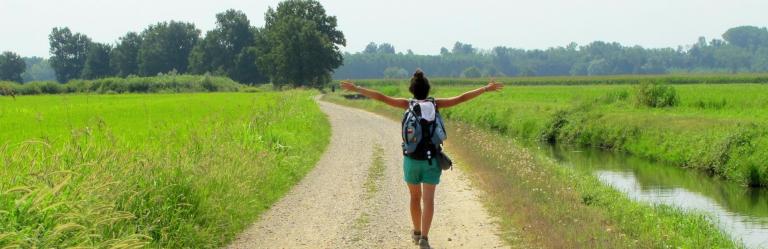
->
xmin=401 ymin=97 xmax=447 ymax=165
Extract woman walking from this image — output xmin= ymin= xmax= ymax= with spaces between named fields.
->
xmin=340 ymin=70 xmax=503 ymax=248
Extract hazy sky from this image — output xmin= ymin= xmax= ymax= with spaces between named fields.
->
xmin=2 ymin=0 xmax=767 ymax=57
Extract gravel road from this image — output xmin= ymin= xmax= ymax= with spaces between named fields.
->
xmin=227 ymin=99 xmax=507 ymax=249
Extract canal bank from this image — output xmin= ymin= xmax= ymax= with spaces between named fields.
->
xmin=543 ymin=144 xmax=768 ymax=248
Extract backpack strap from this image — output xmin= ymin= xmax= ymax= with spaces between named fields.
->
xmin=426 ymin=97 xmax=440 ymax=113
xmin=425 ymin=119 xmax=437 ymax=166
xmin=402 ymin=99 xmax=416 ymax=147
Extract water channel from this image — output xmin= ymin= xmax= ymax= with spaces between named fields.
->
xmin=539 ymin=145 xmax=768 ymax=248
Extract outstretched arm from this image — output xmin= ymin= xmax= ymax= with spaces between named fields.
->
xmin=436 ymin=80 xmax=504 ymax=108
xmin=340 ymin=80 xmax=409 ymax=109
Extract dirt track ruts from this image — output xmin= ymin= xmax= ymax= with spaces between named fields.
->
xmin=227 ymin=99 xmax=507 ymax=249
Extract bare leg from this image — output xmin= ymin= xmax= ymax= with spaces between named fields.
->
xmin=421 ymin=184 xmax=436 ymax=238
xmin=407 ymin=184 xmax=422 ymax=232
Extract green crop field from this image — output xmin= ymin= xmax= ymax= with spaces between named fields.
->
xmin=0 ymin=91 xmax=330 ymax=247
xmin=334 ymin=77 xmax=768 ymax=187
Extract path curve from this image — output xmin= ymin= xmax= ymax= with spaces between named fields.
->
xmin=227 ymin=99 xmax=507 ymax=249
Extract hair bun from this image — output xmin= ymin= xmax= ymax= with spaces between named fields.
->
xmin=414 ymin=69 xmax=424 ymax=79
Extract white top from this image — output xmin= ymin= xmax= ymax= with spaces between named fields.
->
xmin=416 ymin=100 xmax=436 ymax=122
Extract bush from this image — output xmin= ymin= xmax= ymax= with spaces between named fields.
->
xmin=634 ymin=82 xmax=679 ymax=108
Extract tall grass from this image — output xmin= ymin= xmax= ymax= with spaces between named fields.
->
xmin=0 ymin=91 xmax=330 ymax=247
xmin=0 ymin=74 xmax=245 ymax=96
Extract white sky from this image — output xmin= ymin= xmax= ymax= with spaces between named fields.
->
xmin=1 ymin=0 xmax=767 ymax=57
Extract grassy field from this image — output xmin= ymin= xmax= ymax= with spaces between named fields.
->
xmin=337 ymin=79 xmax=768 ymax=187
xmin=0 ymin=91 xmax=330 ymax=248
xmin=323 ymin=93 xmax=740 ymax=248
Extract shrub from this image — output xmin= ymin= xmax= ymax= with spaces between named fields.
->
xmin=634 ymin=82 xmax=679 ymax=108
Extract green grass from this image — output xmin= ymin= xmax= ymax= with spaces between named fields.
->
xmin=0 ymin=91 xmax=330 ymax=248
xmin=330 ymin=79 xmax=768 ymax=187
xmin=323 ymin=93 xmax=740 ymax=248
xmin=363 ymin=144 xmax=386 ymax=197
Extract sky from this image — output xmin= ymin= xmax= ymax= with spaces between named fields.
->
xmin=1 ymin=0 xmax=767 ymax=58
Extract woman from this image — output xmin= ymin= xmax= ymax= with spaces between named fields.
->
xmin=340 ymin=70 xmax=503 ymax=249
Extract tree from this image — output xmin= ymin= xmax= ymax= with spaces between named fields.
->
xmin=21 ymin=57 xmax=56 ymax=82
xmin=111 ymin=32 xmax=141 ymax=77
xmin=49 ymin=27 xmax=91 ymax=83
xmin=0 ymin=52 xmax=26 ymax=82
xmin=452 ymin=42 xmax=475 ymax=55
xmin=188 ymin=10 xmax=265 ymax=84
xmin=722 ymin=26 xmax=768 ymax=50
xmin=587 ymin=59 xmax=612 ymax=75
xmin=232 ymin=45 xmax=268 ymax=84
xmin=333 ymin=25 xmax=768 ymax=79
xmin=188 ymin=30 xmax=226 ymax=75
xmin=81 ymin=43 xmax=113 ymax=79
xmin=714 ymin=45 xmax=751 ymax=73
xmin=439 ymin=47 xmax=450 ymax=55
xmin=258 ymin=0 xmax=346 ymax=88
xmin=461 ymin=66 xmax=481 ymax=78
xmin=383 ymin=66 xmax=408 ymax=78
xmin=377 ymin=43 xmax=395 ymax=54
xmin=138 ymin=21 xmax=200 ymax=76
xmin=363 ymin=42 xmax=378 ymax=54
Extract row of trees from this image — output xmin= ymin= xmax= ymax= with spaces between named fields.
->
xmin=335 ymin=26 xmax=768 ymax=79
xmin=41 ymin=0 xmax=344 ymax=87
xmin=0 ymin=52 xmax=26 ymax=82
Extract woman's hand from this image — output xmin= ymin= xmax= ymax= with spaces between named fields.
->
xmin=340 ymin=80 xmax=358 ymax=92
xmin=485 ymin=79 xmax=505 ymax=92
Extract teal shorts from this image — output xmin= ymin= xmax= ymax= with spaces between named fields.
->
xmin=403 ymin=156 xmax=442 ymax=185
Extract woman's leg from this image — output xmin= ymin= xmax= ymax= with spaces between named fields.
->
xmin=421 ymin=183 xmax=436 ymax=238
xmin=407 ymin=183 xmax=422 ymax=232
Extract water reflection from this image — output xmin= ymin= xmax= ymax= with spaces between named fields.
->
xmin=541 ymin=145 xmax=768 ymax=249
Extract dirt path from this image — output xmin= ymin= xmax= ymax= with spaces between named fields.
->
xmin=227 ymin=100 xmax=507 ymax=249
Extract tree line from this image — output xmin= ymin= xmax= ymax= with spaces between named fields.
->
xmin=334 ymin=26 xmax=768 ymax=79
xmin=3 ymin=10 xmax=768 ymax=84
xmin=0 ymin=0 xmax=345 ymax=88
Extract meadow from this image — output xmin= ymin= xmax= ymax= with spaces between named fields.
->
xmin=341 ymin=77 xmax=768 ymax=187
xmin=0 ymin=91 xmax=329 ymax=247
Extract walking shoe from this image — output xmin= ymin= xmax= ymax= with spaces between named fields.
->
xmin=419 ymin=237 xmax=431 ymax=249
xmin=411 ymin=230 xmax=421 ymax=245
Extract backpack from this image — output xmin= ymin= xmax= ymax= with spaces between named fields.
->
xmin=401 ymin=97 xmax=450 ymax=169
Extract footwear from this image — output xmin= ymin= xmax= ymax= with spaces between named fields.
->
xmin=411 ymin=230 xmax=421 ymax=245
xmin=419 ymin=237 xmax=431 ymax=249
